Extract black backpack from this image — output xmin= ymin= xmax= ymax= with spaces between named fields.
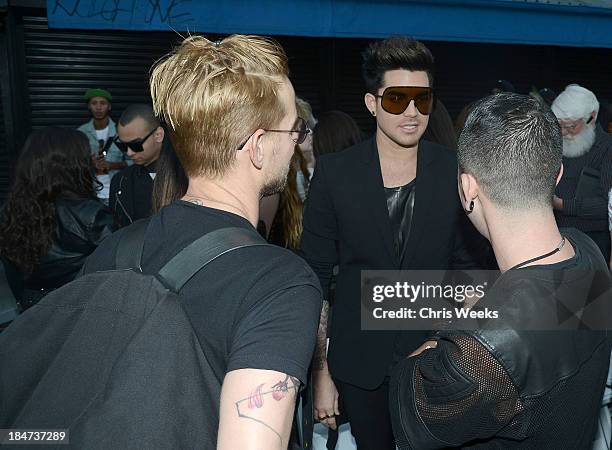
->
xmin=0 ymin=221 xmax=269 ymax=449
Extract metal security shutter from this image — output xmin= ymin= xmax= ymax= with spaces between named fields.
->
xmin=428 ymin=41 xmax=554 ymax=119
xmin=333 ymin=38 xmax=375 ymax=134
xmin=553 ymin=46 xmax=612 ymax=104
xmin=278 ymin=36 xmax=329 ymax=116
xmin=0 ymin=80 xmax=8 ymax=203
xmin=22 ymin=15 xmax=181 ymax=130
xmin=432 ymin=42 xmax=612 ymax=120
xmin=20 ymin=15 xmax=337 ymax=131
xmin=17 ymin=10 xmax=612 ymax=145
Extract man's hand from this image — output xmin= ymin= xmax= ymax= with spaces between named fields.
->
xmin=313 ymin=370 xmax=340 ymax=430
xmin=311 ymin=300 xmax=339 ymax=429
xmin=553 ymin=195 xmax=564 ymax=210
xmin=107 ymin=161 xmax=127 ymax=171
xmin=92 ymin=156 xmax=110 ymax=174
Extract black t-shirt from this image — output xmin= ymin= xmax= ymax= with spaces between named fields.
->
xmin=82 ymin=200 xmax=322 ymax=391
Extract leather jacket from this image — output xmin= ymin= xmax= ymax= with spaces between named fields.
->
xmin=389 ymin=228 xmax=611 ymax=449
xmin=3 ymin=195 xmax=116 ymax=309
xmin=109 ymin=163 xmax=155 ymax=228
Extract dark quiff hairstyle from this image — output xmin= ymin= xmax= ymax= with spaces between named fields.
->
xmin=0 ymin=127 xmax=98 ymax=272
xmin=457 ymin=93 xmax=562 ymax=210
xmin=362 ymin=36 xmax=434 ymax=94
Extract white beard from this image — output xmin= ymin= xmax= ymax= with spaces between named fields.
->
xmin=562 ymin=125 xmax=596 ymax=158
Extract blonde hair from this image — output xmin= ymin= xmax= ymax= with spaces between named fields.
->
xmin=150 ymin=35 xmax=289 ymax=177
xmin=279 ymin=146 xmax=310 ymax=250
xmin=296 ymin=97 xmax=316 ymax=129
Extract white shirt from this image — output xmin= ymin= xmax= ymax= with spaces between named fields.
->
xmin=95 ymin=126 xmax=109 ymax=143
xmin=96 ymin=174 xmax=111 ymax=201
xmin=296 ymin=167 xmax=314 ymax=202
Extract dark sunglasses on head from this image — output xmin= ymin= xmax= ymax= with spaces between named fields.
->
xmin=237 ymin=116 xmax=311 ymax=150
xmin=373 ymin=86 xmax=436 ymax=115
xmin=114 ymin=127 xmax=157 ymax=153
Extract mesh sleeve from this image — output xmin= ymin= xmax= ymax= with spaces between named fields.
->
xmin=390 ymin=333 xmax=523 ymax=449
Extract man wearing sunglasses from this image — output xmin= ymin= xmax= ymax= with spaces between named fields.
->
xmin=301 ymin=36 xmax=481 ymax=448
xmin=109 ymin=104 xmax=165 ymax=227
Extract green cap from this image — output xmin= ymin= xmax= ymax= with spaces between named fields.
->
xmin=84 ymin=88 xmax=112 ymax=102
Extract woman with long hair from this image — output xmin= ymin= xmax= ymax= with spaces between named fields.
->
xmin=296 ymin=97 xmax=317 ymax=201
xmin=268 ymin=146 xmax=311 ymax=250
xmin=151 ymin=137 xmax=188 ymax=213
xmin=264 ymin=99 xmax=315 ymax=248
xmin=0 ymin=127 xmax=116 ymax=311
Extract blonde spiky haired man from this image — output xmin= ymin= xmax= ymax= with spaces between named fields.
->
xmin=82 ymin=35 xmax=321 ymax=449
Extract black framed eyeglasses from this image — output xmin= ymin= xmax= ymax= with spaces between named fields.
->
xmin=237 ymin=117 xmax=311 ymax=150
xmin=114 ymin=127 xmax=157 ymax=153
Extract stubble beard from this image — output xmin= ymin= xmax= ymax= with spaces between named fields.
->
xmin=261 ymin=158 xmax=290 ymax=197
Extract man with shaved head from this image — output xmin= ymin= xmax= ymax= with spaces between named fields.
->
xmin=390 ymin=92 xmax=611 ymax=449
xmin=109 ymin=103 xmax=165 ymax=227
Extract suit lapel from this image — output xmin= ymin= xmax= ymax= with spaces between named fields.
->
xmin=360 ymin=138 xmax=398 ymax=264
xmin=401 ymin=141 xmax=437 ymax=268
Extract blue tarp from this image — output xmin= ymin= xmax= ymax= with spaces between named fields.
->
xmin=46 ymin=0 xmax=612 ymax=48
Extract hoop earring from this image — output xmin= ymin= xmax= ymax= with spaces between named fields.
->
xmin=370 ymin=111 xmax=376 ymax=116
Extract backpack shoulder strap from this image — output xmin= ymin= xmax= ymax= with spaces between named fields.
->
xmin=114 ymin=219 xmax=150 ymax=271
xmin=158 ymin=227 xmax=269 ymax=293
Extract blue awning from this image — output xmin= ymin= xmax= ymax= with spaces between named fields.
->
xmin=47 ymin=0 xmax=612 ymax=48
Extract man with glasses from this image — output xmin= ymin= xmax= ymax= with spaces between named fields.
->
xmin=77 ymin=88 xmax=131 ymax=203
xmin=81 ymin=35 xmax=321 ymax=449
xmin=551 ymin=84 xmax=612 ymax=261
xmin=300 ymin=36 xmax=480 ymax=448
xmin=109 ymin=103 xmax=165 ymax=227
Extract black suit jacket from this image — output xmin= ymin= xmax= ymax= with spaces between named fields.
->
xmin=300 ymin=136 xmax=483 ymax=389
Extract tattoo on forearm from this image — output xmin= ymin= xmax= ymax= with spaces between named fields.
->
xmin=313 ymin=300 xmax=330 ymax=370
xmin=235 ymin=375 xmax=300 ymax=445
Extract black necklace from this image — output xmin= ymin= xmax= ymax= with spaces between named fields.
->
xmin=509 ymin=237 xmax=566 ymax=271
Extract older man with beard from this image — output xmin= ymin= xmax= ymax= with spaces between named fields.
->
xmin=552 ymin=84 xmax=612 ymax=261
